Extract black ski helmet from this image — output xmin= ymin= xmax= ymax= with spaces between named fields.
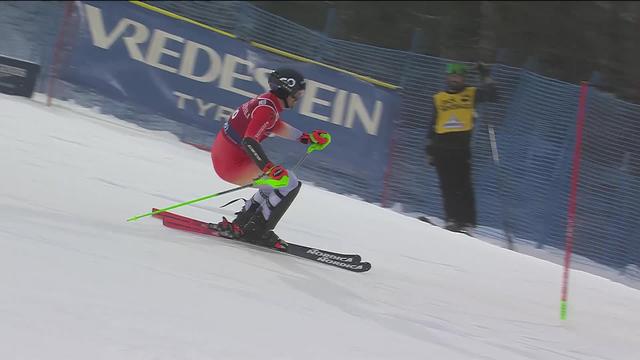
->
xmin=268 ymin=68 xmax=306 ymax=107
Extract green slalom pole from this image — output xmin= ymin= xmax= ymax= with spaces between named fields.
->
xmin=126 ymin=183 xmax=255 ymax=222
xmin=560 ymin=300 xmax=568 ymax=320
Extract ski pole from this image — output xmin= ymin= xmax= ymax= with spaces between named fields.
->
xmin=127 ymin=152 xmax=310 ymax=222
xmin=292 ymin=151 xmax=310 ymax=171
xmin=488 ymin=124 xmax=515 ymax=250
xmin=126 ymin=182 xmax=256 ymax=222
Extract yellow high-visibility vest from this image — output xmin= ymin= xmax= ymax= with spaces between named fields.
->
xmin=433 ymin=87 xmax=477 ymax=134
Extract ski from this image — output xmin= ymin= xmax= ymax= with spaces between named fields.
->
xmin=418 ymin=216 xmax=474 ymax=237
xmin=152 ymin=209 xmax=370 ymax=273
xmin=153 ymin=208 xmax=362 ymax=263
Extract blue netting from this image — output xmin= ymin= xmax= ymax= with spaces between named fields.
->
xmin=576 ymin=91 xmax=640 ymax=271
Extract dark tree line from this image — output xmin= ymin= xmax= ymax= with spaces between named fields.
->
xmin=252 ymin=1 xmax=640 ymax=103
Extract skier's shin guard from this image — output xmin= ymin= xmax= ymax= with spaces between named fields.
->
xmin=264 ymin=181 xmax=302 ymax=231
xmin=242 ymin=180 xmax=302 ymax=241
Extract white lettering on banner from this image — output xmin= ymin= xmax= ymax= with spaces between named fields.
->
xmin=0 ymin=64 xmax=27 ymax=77
xmin=299 ymin=80 xmax=335 ymax=122
xmin=173 ymin=91 xmax=234 ymax=122
xmin=345 ymin=94 xmax=382 ymax=136
xmin=145 ymin=30 xmax=184 ymax=73
xmin=331 ymin=89 xmax=348 ymax=126
xmin=83 ymin=4 xmax=389 ymax=136
xmin=219 ymin=55 xmax=258 ymax=98
xmin=85 ymin=4 xmax=148 ymax=62
xmin=214 ymin=106 xmax=235 ymax=122
xmin=173 ymin=91 xmax=193 ymax=109
xmin=196 ymin=97 xmax=216 ymax=117
xmin=179 ymin=41 xmax=221 ymax=82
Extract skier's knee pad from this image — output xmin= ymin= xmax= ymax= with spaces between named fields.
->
xmin=265 ymin=181 xmax=302 ymax=231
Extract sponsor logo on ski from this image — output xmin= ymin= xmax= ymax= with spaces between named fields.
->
xmin=306 ymin=248 xmax=354 ymax=262
xmin=315 ymin=256 xmax=364 ymax=270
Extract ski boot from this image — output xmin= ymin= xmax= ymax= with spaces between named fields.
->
xmin=444 ymin=220 xmax=462 ymax=232
xmin=445 ymin=221 xmax=474 ymax=236
xmin=239 ymin=213 xmax=288 ymax=251
xmin=460 ymin=223 xmax=476 ymax=236
xmin=258 ymin=230 xmax=288 ymax=252
xmin=212 ymin=201 xmax=261 ymax=239
xmin=213 ymin=216 xmax=244 ymax=239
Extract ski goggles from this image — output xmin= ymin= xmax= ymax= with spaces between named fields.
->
xmin=446 ymin=63 xmax=466 ymax=75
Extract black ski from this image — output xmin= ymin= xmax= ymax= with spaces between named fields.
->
xmin=418 ymin=216 xmax=473 ymax=237
xmin=153 ymin=209 xmax=371 ymax=273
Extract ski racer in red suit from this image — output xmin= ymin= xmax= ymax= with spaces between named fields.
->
xmin=210 ymin=68 xmax=331 ymax=250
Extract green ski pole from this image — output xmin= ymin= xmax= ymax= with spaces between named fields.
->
xmin=127 ymin=152 xmax=310 ymax=222
xmin=126 ymin=182 xmax=256 ymax=222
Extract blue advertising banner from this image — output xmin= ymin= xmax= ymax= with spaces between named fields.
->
xmin=63 ymin=1 xmax=400 ymax=196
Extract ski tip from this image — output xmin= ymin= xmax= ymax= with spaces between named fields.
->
xmin=358 ymin=262 xmax=372 ymax=272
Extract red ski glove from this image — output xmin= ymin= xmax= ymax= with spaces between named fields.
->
xmin=254 ymin=162 xmax=290 ymax=188
xmin=262 ymin=162 xmax=288 ymax=180
xmin=299 ymin=130 xmax=331 ymax=153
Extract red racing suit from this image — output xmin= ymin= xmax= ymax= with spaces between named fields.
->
xmin=211 ymin=92 xmax=302 ymax=185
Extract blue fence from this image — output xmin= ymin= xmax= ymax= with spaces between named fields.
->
xmin=1 ymin=1 xmax=638 ymax=279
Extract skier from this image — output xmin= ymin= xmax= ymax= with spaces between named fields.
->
xmin=210 ymin=68 xmax=331 ymax=250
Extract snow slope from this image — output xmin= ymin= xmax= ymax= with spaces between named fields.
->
xmin=1 ymin=94 xmax=639 ymax=360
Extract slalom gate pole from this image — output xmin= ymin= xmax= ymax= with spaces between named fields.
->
xmin=560 ymin=82 xmax=589 ymax=320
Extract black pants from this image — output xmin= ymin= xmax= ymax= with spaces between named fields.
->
xmin=433 ymin=147 xmax=476 ymax=226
